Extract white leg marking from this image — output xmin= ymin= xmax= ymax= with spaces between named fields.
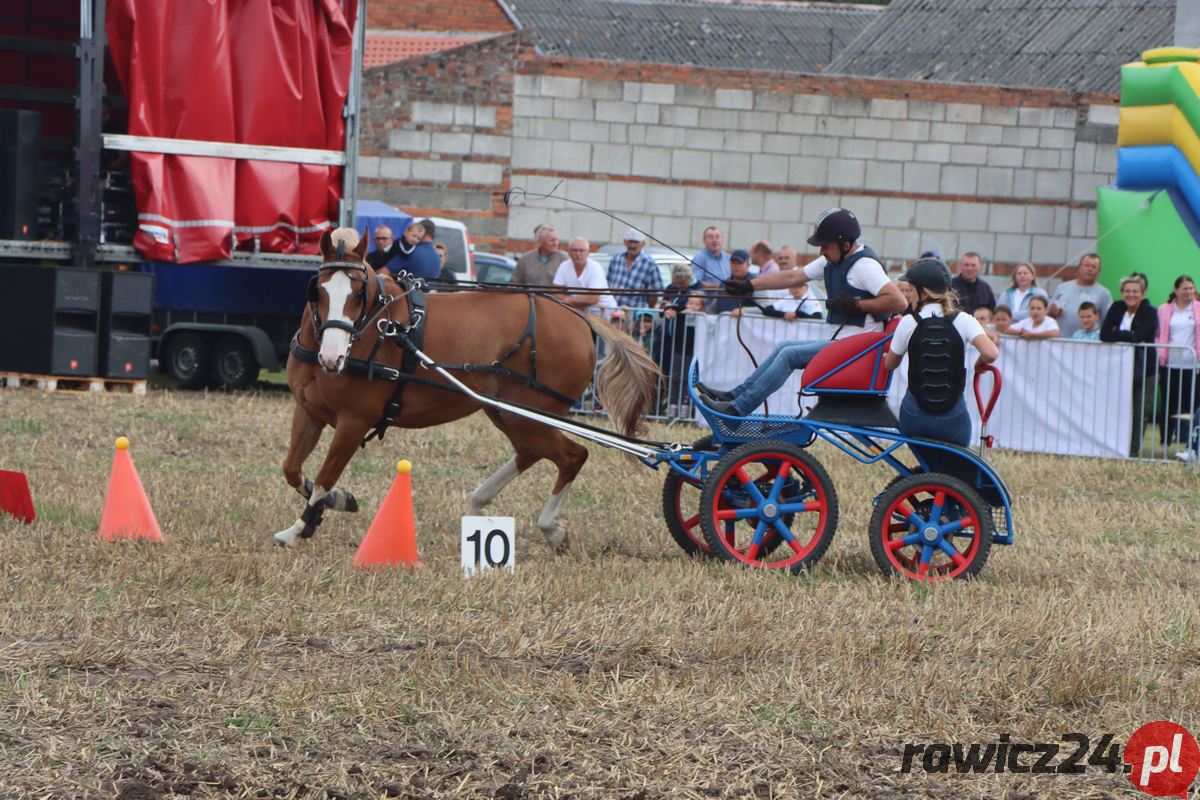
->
xmin=537 ymin=481 xmax=574 ymax=552
xmin=467 ymin=458 xmax=522 ymax=515
xmin=273 ymin=486 xmax=329 ymax=547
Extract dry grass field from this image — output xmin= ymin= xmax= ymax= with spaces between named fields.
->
xmin=1 ymin=385 xmax=1198 ymax=799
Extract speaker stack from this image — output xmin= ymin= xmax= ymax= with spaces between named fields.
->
xmin=0 ymin=265 xmax=100 ymax=376
xmin=0 ymin=110 xmax=41 ymax=241
xmin=99 ymin=271 xmax=153 ymax=379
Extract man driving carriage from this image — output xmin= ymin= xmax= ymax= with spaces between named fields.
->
xmin=701 ymin=208 xmax=908 ymax=415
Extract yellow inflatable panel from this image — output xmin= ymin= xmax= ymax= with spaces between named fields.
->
xmin=1142 ymin=47 xmax=1200 ymax=64
xmin=1118 ymin=104 xmax=1200 ymax=175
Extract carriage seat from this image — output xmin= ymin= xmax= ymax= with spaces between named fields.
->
xmin=800 ymin=317 xmax=900 ymax=396
xmin=799 ymin=317 xmax=900 ymax=429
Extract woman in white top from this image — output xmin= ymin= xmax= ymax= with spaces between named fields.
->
xmin=1004 ymin=295 xmax=1059 ymax=339
xmin=1154 ymin=275 xmax=1200 ymax=449
xmin=884 ymin=258 xmax=1000 ymax=447
xmin=998 ymin=262 xmax=1049 ymax=322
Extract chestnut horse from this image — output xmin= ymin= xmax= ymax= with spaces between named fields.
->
xmin=273 ymin=227 xmax=661 ymax=551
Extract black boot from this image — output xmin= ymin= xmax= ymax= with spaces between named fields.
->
xmin=697 ymin=381 xmax=734 ymax=402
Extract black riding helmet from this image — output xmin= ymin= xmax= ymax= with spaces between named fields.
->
xmin=806 ymin=207 xmax=861 ymax=247
xmin=900 ymin=257 xmax=952 ymax=294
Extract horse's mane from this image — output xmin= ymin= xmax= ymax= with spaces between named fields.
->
xmin=329 ymin=227 xmax=361 ymax=259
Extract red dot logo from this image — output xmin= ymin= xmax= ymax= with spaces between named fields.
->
xmin=1125 ymin=721 xmax=1200 ymax=797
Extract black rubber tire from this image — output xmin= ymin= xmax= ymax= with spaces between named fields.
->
xmin=868 ymin=472 xmax=992 ymax=582
xmin=661 ymin=434 xmax=716 ymax=557
xmin=699 ymin=440 xmax=838 ymax=574
xmin=164 ymin=332 xmax=211 ymax=389
xmin=211 ymin=335 xmax=260 ymax=390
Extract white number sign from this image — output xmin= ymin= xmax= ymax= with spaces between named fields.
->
xmin=461 ymin=516 xmax=515 ymax=577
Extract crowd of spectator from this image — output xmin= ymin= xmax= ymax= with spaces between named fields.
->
xmin=495 ymin=220 xmax=1198 ymax=460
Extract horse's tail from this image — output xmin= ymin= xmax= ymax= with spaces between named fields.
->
xmin=583 ymin=314 xmax=663 ymax=437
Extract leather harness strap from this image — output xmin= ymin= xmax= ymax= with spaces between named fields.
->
xmin=291 ymin=282 xmax=579 ymax=447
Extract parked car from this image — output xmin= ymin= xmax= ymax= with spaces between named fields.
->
xmin=474 ymin=252 xmax=516 ymax=285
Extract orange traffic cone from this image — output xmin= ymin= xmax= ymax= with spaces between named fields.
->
xmin=99 ymin=436 xmax=163 ymax=543
xmin=354 ymin=459 xmax=421 ymax=570
xmin=0 ymin=470 xmax=35 ymax=523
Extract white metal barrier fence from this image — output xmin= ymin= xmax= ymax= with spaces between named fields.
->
xmin=575 ymin=308 xmax=1198 ymax=464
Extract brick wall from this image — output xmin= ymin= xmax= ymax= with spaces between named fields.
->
xmin=357 ymin=38 xmax=1120 ymax=273
xmin=365 ymin=0 xmax=514 ymax=33
xmin=357 ymin=32 xmax=525 ymax=249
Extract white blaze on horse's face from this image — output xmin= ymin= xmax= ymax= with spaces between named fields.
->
xmin=318 ymin=270 xmax=354 ymax=373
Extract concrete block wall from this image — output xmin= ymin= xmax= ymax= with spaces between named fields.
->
xmin=507 ymin=61 xmax=1117 ymax=272
xmin=358 ymin=39 xmax=1118 ymax=273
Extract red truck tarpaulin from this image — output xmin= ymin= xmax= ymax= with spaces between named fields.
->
xmin=106 ymin=0 xmax=355 ymax=263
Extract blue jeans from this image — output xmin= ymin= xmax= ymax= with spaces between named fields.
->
xmin=729 ymin=339 xmax=830 ymax=415
xmin=899 ymin=392 xmax=971 ymax=447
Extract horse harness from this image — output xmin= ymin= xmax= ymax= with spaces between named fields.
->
xmin=291 ymin=266 xmax=577 ymax=446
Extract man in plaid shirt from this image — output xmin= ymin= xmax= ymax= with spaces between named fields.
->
xmin=606 ymin=227 xmax=663 ymax=309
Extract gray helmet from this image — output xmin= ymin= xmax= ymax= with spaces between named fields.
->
xmin=807 ymin=207 xmax=861 ymax=247
xmin=900 ymin=257 xmax=952 ymax=293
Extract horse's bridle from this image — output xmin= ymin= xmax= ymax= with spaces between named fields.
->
xmin=308 ymin=259 xmax=394 ymax=346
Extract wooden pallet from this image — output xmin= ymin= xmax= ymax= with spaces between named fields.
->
xmin=2 ymin=372 xmax=148 ymax=396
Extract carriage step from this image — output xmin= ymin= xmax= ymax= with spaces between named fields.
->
xmin=2 ymin=372 xmax=148 ymax=396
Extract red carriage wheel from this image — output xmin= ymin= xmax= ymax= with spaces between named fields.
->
xmin=868 ymin=473 xmax=993 ymax=582
xmin=662 ymin=436 xmax=785 ymax=559
xmin=698 ymin=441 xmax=838 ymax=573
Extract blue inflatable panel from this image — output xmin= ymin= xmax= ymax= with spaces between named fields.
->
xmin=1116 ymin=146 xmax=1200 ymax=246
xmin=1116 ymin=145 xmax=1200 ymax=223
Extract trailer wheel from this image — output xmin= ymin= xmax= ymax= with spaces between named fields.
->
xmin=211 ymin=336 xmax=260 ymax=390
xmin=164 ymin=332 xmax=210 ymax=389
xmin=699 ymin=441 xmax=838 ymax=573
xmin=869 ymin=472 xmax=992 ymax=582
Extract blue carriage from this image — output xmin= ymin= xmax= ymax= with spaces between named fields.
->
xmin=656 ymin=324 xmax=1013 ymax=582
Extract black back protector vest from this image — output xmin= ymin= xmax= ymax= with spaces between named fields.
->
xmin=907 ymin=310 xmax=966 ymax=414
xmin=823 ymin=245 xmax=881 ymax=327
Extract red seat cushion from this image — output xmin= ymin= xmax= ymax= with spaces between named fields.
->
xmin=800 ymin=318 xmax=899 ymax=393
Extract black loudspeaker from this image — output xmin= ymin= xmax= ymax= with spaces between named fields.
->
xmin=0 ymin=265 xmax=99 ymax=376
xmin=100 ymin=271 xmax=153 ymax=379
xmin=0 ymin=110 xmax=41 ymax=240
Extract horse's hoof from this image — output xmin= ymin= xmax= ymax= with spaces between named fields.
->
xmin=543 ymin=525 xmax=569 ymax=554
xmin=273 ymin=521 xmax=304 ymax=548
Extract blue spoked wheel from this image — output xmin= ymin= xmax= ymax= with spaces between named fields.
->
xmin=662 ymin=436 xmax=785 ymax=559
xmin=869 ymin=472 xmax=993 ymax=582
xmin=698 ymin=441 xmax=838 ymax=573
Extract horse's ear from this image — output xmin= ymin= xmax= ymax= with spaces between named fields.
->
xmin=355 ymin=227 xmax=369 ymax=261
xmin=319 ymin=229 xmax=333 ymax=260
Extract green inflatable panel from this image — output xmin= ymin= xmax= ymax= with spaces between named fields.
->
xmin=1120 ymin=64 xmax=1200 ymax=138
xmin=1097 ymin=186 xmax=1200 ymax=306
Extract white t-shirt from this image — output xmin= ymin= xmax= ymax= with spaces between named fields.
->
xmin=1168 ymin=305 xmax=1197 ymax=368
xmin=1119 ymin=311 xmax=1135 ymax=332
xmin=803 ymin=245 xmax=891 ymax=335
xmin=1009 ymin=288 xmax=1030 ymax=315
xmin=889 ymin=303 xmax=986 ymax=358
xmin=553 ymin=258 xmax=617 ymax=314
xmin=1009 ymin=316 xmax=1060 ymax=335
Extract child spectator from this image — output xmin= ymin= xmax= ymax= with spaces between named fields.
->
xmin=762 ymin=283 xmax=823 ymax=321
xmin=1006 ymin=295 xmax=1060 ymax=339
xmin=662 ymin=296 xmax=708 ymax=417
xmin=1072 ymin=302 xmax=1101 ymax=341
xmin=992 ymin=305 xmax=1014 ymax=336
xmin=974 ymin=306 xmax=1000 ymax=344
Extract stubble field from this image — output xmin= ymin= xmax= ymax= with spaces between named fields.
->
xmin=0 ymin=386 xmax=1197 ymax=799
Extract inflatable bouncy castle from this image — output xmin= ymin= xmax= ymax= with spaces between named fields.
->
xmin=1098 ymin=48 xmax=1200 ymax=306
